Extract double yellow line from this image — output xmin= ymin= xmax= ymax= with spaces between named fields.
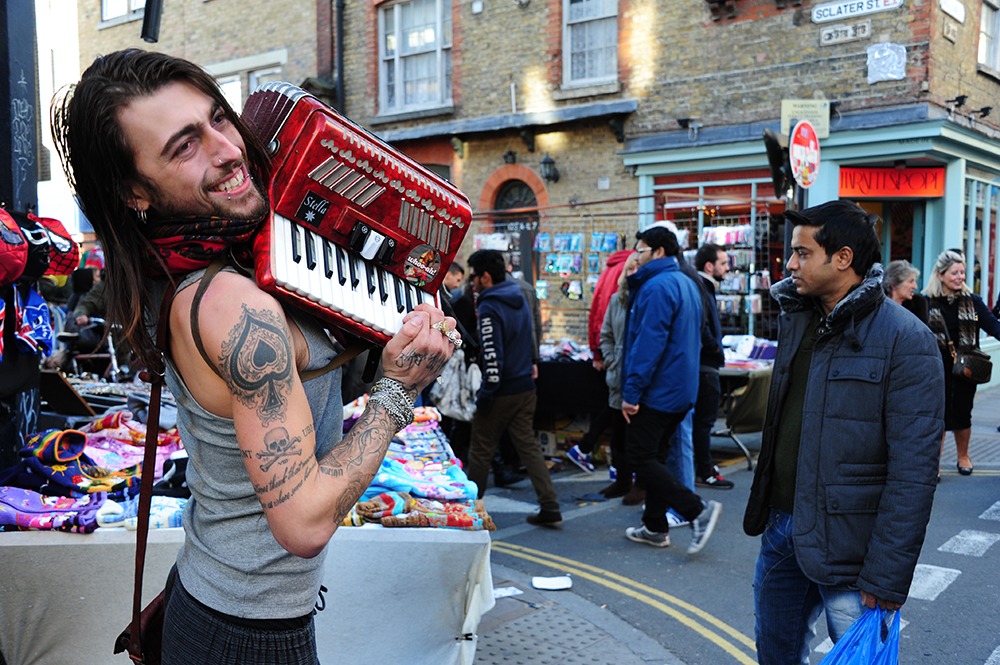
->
xmin=490 ymin=541 xmax=758 ymax=665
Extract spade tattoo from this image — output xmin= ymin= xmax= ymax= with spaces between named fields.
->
xmin=220 ymin=305 xmax=293 ymax=427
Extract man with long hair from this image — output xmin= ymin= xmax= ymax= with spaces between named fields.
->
xmin=52 ymin=49 xmax=456 ymax=664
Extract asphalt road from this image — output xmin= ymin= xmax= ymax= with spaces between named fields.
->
xmin=483 ymin=419 xmax=1000 ymax=664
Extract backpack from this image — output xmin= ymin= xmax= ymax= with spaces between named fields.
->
xmin=32 ymin=214 xmax=79 ymax=276
xmin=0 ymin=209 xmax=28 ymax=289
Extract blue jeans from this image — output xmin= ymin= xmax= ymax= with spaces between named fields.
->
xmin=666 ymin=409 xmax=694 ymax=491
xmin=754 ymin=509 xmax=866 ymax=665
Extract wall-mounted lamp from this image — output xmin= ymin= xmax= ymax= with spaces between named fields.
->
xmin=976 ymin=106 xmax=993 ymax=119
xmin=894 ymin=159 xmax=907 ymax=171
xmin=946 ymin=94 xmax=968 ymax=108
xmin=450 ymin=136 xmax=465 ymax=159
xmin=540 ymin=154 xmax=560 ymax=183
xmin=502 ymin=149 xmax=517 ymax=164
xmin=677 ymin=117 xmax=699 ymax=129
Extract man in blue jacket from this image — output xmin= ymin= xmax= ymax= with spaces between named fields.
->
xmin=622 ymin=226 xmax=722 ymax=554
xmin=743 ymin=201 xmax=944 ymax=664
xmin=466 ymin=250 xmax=561 ymax=526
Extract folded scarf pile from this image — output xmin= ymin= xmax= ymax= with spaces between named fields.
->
xmin=0 ymin=486 xmax=106 ymax=533
xmin=354 ymin=491 xmax=494 ymax=531
xmin=0 ymin=429 xmax=141 ymax=501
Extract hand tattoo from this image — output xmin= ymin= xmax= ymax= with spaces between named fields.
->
xmin=219 ymin=305 xmax=293 ymax=427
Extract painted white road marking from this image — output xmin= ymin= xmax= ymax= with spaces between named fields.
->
xmin=814 ymin=618 xmax=908 ymax=654
xmin=979 ymin=501 xmax=1000 ymax=522
xmin=938 ymin=530 xmax=1000 ymax=557
xmin=908 ymin=564 xmax=961 ymax=601
xmin=985 ymin=644 xmax=1000 ymax=665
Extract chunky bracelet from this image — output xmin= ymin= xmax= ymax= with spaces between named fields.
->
xmin=368 ymin=378 xmax=415 ymax=430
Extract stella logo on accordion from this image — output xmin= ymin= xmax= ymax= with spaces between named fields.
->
xmin=295 ymin=191 xmax=332 ymax=228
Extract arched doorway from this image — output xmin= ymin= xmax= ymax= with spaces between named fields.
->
xmin=494 ymin=179 xmax=539 ymax=284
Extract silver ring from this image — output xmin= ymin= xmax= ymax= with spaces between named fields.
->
xmin=445 ymin=330 xmax=462 ymax=348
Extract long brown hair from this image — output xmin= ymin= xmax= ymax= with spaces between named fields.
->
xmin=51 ymin=49 xmax=270 ymax=371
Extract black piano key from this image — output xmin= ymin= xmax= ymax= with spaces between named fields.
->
xmin=377 ymin=268 xmax=389 ymax=303
xmin=304 ymin=230 xmax=317 ymax=270
xmin=323 ymin=240 xmax=333 ymax=278
xmin=291 ymin=223 xmax=302 ymax=263
xmin=366 ymin=263 xmax=377 ymax=295
xmin=335 ymin=246 xmax=347 ymax=286
xmin=348 ymin=253 xmax=359 ymax=289
xmin=404 ymin=282 xmax=414 ymax=313
xmin=393 ymin=276 xmax=405 ymax=313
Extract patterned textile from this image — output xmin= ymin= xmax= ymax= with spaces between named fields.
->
xmin=142 ymin=208 xmax=267 ymax=276
xmin=0 ymin=486 xmax=105 ymax=533
xmin=928 ymin=294 xmax=978 ymax=350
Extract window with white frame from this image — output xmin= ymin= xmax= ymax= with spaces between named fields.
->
xmin=563 ymin=0 xmax=617 ymax=87
xmin=980 ymin=0 xmax=1000 ymax=71
xmin=217 ymin=76 xmax=242 ymax=113
xmin=102 ymin=0 xmax=145 ymax=21
xmin=378 ymin=0 xmax=452 ymax=115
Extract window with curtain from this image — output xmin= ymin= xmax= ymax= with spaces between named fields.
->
xmin=980 ymin=0 xmax=1000 ymax=71
xmin=563 ymin=0 xmax=618 ymax=87
xmin=379 ymin=0 xmax=452 ymax=115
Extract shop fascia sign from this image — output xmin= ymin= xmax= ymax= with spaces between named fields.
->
xmin=839 ymin=167 xmax=945 ymax=198
xmin=812 ymin=0 xmax=905 ymax=23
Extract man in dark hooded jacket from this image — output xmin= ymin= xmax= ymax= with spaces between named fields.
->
xmin=744 ymin=201 xmax=944 ymax=664
xmin=466 ymin=250 xmax=561 ymax=526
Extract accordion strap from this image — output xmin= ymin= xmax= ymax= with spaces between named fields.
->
xmin=188 ymin=256 xmax=364 ymax=383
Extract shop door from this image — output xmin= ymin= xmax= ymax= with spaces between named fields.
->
xmin=494 ymin=180 xmax=539 ymax=283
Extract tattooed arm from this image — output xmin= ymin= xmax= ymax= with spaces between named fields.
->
xmin=171 ymin=273 xmax=454 ymax=558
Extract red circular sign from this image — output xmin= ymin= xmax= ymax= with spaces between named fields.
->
xmin=790 ymin=120 xmax=820 ymax=189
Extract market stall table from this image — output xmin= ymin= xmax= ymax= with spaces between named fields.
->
xmin=0 ymin=525 xmax=493 ymax=665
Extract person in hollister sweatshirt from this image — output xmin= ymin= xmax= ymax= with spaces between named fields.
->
xmin=465 ymin=249 xmax=561 ymax=527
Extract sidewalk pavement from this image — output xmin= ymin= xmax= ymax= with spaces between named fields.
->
xmin=476 ymin=562 xmax=683 ymax=665
xmin=472 ymin=383 xmax=1000 ymax=665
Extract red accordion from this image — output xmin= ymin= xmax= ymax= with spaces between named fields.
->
xmin=242 ymin=82 xmax=472 ymax=346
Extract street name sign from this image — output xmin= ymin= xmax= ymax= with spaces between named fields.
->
xmin=812 ymin=0 xmax=904 ymax=23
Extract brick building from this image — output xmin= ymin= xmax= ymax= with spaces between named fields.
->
xmin=77 ymin=0 xmax=1000 ymax=347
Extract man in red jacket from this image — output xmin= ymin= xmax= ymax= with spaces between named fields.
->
xmin=567 ymin=249 xmax=634 ymax=482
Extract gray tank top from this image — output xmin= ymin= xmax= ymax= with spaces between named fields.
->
xmin=156 ymin=268 xmax=343 ymax=619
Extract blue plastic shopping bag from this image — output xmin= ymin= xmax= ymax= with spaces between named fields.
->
xmin=821 ymin=606 xmax=900 ymax=665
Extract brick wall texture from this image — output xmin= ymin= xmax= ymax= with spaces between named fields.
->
xmin=76 ymin=0 xmax=1000 ymax=345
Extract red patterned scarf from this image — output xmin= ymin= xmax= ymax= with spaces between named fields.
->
xmin=142 ymin=211 xmax=267 ymax=276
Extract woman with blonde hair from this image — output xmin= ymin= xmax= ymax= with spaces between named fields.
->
xmin=925 ymin=250 xmax=1000 ymax=475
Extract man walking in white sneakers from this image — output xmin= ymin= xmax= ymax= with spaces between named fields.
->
xmin=620 ymin=226 xmax=721 ymax=554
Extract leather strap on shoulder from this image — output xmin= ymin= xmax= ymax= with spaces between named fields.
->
xmin=190 ymin=256 xmax=227 ymax=380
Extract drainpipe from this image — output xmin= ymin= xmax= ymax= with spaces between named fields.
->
xmin=336 ymin=0 xmax=345 ymax=112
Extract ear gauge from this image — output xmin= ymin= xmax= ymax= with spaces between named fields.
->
xmin=135 ymin=208 xmax=147 ymax=225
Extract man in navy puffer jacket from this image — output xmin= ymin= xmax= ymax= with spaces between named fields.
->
xmin=621 ymin=226 xmax=722 ymax=554
xmin=466 ymin=250 xmax=561 ymax=526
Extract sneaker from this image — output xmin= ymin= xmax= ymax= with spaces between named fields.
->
xmin=526 ymin=507 xmax=563 ymax=527
xmin=609 ymin=465 xmax=618 ymax=481
xmin=696 ymin=467 xmax=734 ymax=490
xmin=567 ymin=445 xmax=595 ymax=474
xmin=666 ymin=510 xmax=690 ymax=528
xmin=688 ymin=500 xmax=722 ymax=554
xmin=625 ymin=525 xmax=670 ymax=548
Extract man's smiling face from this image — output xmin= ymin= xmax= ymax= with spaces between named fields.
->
xmin=118 ymin=80 xmax=267 ymax=220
